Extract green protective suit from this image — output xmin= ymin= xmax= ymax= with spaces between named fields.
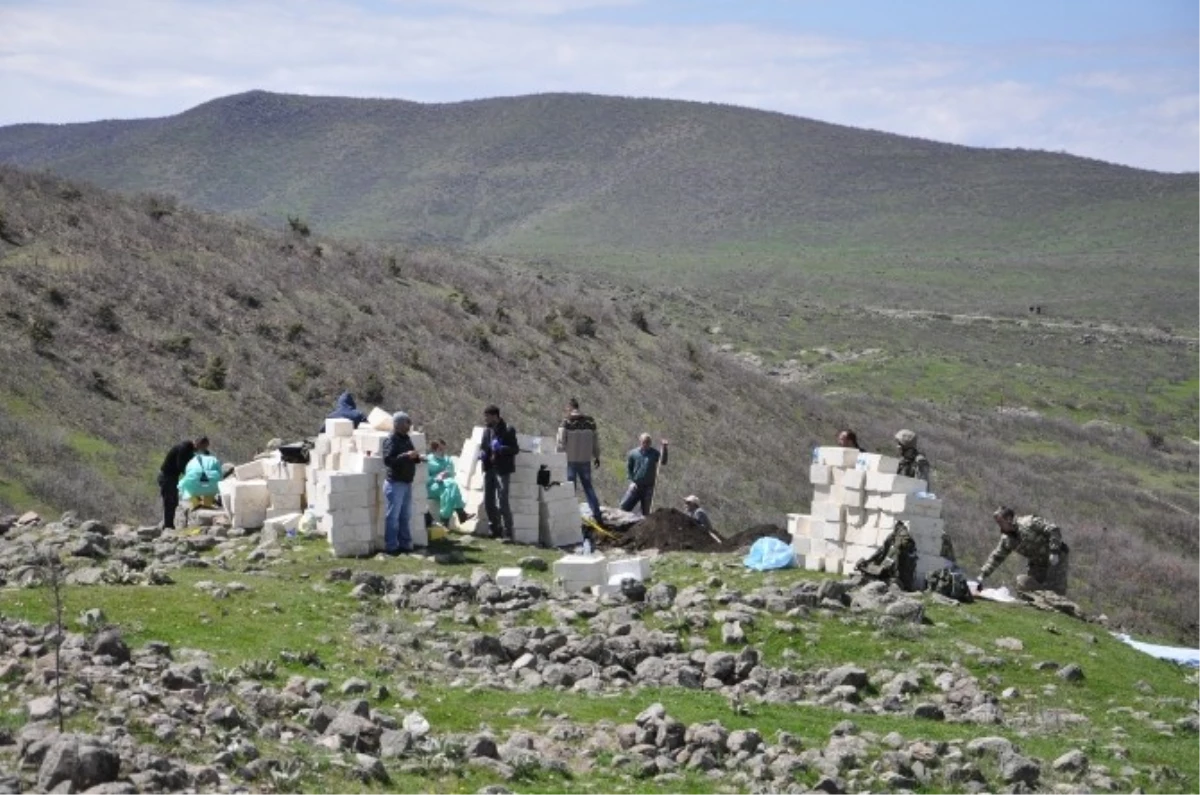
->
xmin=426 ymin=453 xmax=466 ymax=521
xmin=178 ymin=453 xmax=222 ymax=500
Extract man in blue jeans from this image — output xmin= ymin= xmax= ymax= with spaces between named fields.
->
xmin=621 ymin=433 xmax=669 ymax=515
xmin=556 ymin=398 xmax=602 ymax=523
xmin=382 ymin=411 xmax=424 ymax=554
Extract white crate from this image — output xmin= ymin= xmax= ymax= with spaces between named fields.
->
xmin=821 ymin=520 xmax=845 ymax=542
xmin=607 ymin=556 xmax=651 ymax=581
xmin=267 ymin=478 xmax=305 ymax=496
xmin=811 ymin=499 xmax=843 ymax=523
xmin=234 ymin=460 xmax=264 ymax=481
xmin=328 ymin=473 xmax=376 ymax=493
xmin=840 ymin=468 xmax=866 ymax=490
xmin=867 ymin=472 xmax=928 ymax=494
xmin=269 ymin=494 xmax=303 ymax=512
xmin=553 ymin=554 xmax=608 ymax=586
xmin=495 ymin=567 xmax=523 ymax=587
xmin=791 ymin=535 xmax=811 ymax=555
xmin=325 ymin=417 xmax=354 ymax=437
xmin=804 ymin=555 xmax=823 ymax=572
xmin=809 ymin=464 xmax=832 ymax=486
xmin=367 ymin=407 xmax=393 ymax=432
xmin=815 ymin=446 xmax=859 ymax=468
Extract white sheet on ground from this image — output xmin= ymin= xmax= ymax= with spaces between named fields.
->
xmin=1113 ymin=634 xmax=1200 ymax=667
xmin=968 ymin=581 xmax=1019 ymax=603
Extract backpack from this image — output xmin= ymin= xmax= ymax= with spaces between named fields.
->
xmin=925 ymin=567 xmax=974 ymax=603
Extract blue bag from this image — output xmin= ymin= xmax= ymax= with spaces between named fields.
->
xmin=743 ymin=536 xmax=796 ymax=571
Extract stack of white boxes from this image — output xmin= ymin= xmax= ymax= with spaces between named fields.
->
xmin=552 ymin=553 xmax=652 ymax=595
xmin=453 ymin=428 xmax=582 ymax=548
xmin=217 ymin=454 xmax=307 ymax=531
xmin=787 ymin=446 xmax=948 ymax=586
xmin=306 ymin=415 xmax=428 ymax=556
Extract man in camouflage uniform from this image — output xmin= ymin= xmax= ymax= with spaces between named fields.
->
xmin=894 ymin=429 xmax=932 ymax=490
xmin=976 ymin=506 xmax=1069 ymax=595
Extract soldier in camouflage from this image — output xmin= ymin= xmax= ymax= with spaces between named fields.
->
xmin=894 ymin=429 xmax=932 ymax=491
xmin=976 ymin=506 xmax=1069 ymax=595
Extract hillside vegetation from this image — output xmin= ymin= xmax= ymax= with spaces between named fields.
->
xmin=1 ymin=91 xmax=1195 ymax=327
xmin=0 ymin=167 xmax=1195 ymax=643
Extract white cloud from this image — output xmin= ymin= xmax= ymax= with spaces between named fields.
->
xmin=0 ymin=0 xmax=1195 ymax=171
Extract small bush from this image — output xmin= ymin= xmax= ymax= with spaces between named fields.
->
xmin=460 ymin=295 xmax=481 ymax=315
xmin=89 ymin=369 xmax=117 ymax=401
xmin=162 ymin=334 xmax=192 ymax=357
xmin=197 ymin=355 xmax=227 ymax=391
xmin=287 ymin=363 xmax=322 ymax=393
xmin=145 ymin=194 xmax=177 ymax=221
xmin=574 ymin=315 xmax=597 ymax=337
xmin=468 ymin=324 xmax=492 ymax=353
xmin=93 ymin=304 xmax=120 ymax=333
xmin=546 ymin=319 xmax=568 ymax=343
xmin=287 ymin=215 xmax=311 ymax=237
xmin=360 ymin=373 xmax=385 ymax=405
xmin=387 ymin=256 xmax=402 ymax=278
xmin=46 ymin=288 xmax=68 ymax=307
xmin=285 ymin=322 xmax=306 ymax=344
xmin=631 ymin=308 xmax=650 ymax=333
xmin=28 ymin=316 xmax=54 ymax=346
xmin=254 ymin=323 xmax=277 ymax=340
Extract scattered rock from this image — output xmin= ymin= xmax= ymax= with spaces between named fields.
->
xmin=1057 ymin=663 xmax=1085 ymax=682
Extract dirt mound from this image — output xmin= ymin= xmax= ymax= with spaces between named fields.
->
xmin=723 ymin=523 xmax=790 ymax=550
xmin=609 ymin=508 xmax=724 ymax=553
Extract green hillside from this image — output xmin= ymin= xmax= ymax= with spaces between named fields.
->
xmin=0 ymin=166 xmax=1196 ymax=643
xmin=1 ymin=91 xmax=1195 ymax=327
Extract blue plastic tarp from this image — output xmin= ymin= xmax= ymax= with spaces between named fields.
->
xmin=743 ymin=537 xmax=795 ymax=571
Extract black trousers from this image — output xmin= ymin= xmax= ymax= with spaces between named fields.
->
xmin=160 ymin=478 xmax=179 ymax=529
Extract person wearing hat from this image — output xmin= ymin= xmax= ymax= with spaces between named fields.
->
xmin=976 ymin=506 xmax=1069 ymax=596
xmin=382 ymin=411 xmax=424 ymax=554
xmin=682 ymin=495 xmax=713 ymax=533
xmin=894 ymin=429 xmax=932 ymax=490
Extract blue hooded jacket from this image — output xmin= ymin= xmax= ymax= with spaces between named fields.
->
xmin=321 ymin=392 xmax=368 ymax=433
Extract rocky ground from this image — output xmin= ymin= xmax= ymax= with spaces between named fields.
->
xmin=0 ymin=511 xmax=1196 ymax=793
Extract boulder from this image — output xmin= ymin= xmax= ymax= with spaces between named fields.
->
xmin=37 ymin=734 xmax=121 ymax=792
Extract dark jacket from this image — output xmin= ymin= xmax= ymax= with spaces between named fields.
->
xmin=626 ymin=444 xmax=667 ymax=486
xmin=321 ymin=392 xmax=368 ymax=433
xmin=480 ymin=420 xmax=519 ymax=475
xmin=159 ymin=440 xmax=196 ymax=485
xmin=382 ymin=432 xmax=418 ymax=483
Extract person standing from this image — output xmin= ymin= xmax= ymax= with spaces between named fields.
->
xmin=157 ymin=436 xmax=208 ymax=529
xmin=556 ymin=398 xmax=603 ymax=523
xmin=620 ymin=434 xmax=669 ymax=515
xmin=976 ymin=506 xmax=1070 ymax=595
xmin=479 ymin=405 xmax=519 ymax=542
xmin=682 ymin=495 xmax=713 ymax=533
xmin=894 ymin=429 xmax=932 ymax=490
xmin=382 ymin=411 xmax=424 ymax=555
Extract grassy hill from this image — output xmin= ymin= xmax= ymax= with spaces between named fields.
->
xmin=0 ymin=166 xmax=1196 ymax=643
xmin=1 ymin=91 xmax=1195 ymax=328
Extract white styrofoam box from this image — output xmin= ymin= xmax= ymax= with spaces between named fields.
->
xmin=516 ymin=433 xmax=545 ymax=452
xmin=234 ymin=460 xmax=265 ymax=481
xmin=867 ymin=472 xmax=927 ymax=495
xmin=843 ymin=524 xmax=864 ymax=545
xmin=791 ymin=535 xmax=811 ymax=555
xmin=470 ymin=426 xmax=485 ymax=444
xmin=837 ymin=486 xmax=866 ymax=508
xmin=539 ymin=483 xmax=576 ymax=502
xmin=340 ymin=453 xmax=384 ymax=475
xmin=843 ymin=544 xmax=871 ymax=567
xmin=325 ymin=417 xmax=354 ymax=437
xmin=264 ymin=511 xmax=303 ymax=531
xmin=367 ymin=406 xmax=393 ymax=432
xmin=266 ymin=478 xmax=305 ymax=496
xmin=329 ymin=507 xmax=371 ymax=527
xmin=543 ymin=521 xmax=583 ymax=548
xmin=821 ymin=521 xmax=845 ymax=542
xmin=809 ymin=464 xmax=832 ymax=486
xmin=810 ymin=499 xmax=843 ymax=523
xmin=329 ymin=539 xmax=373 ymax=558
xmin=882 ymin=493 xmax=942 ymax=516
xmin=560 ymin=579 xmax=597 ymax=594
xmin=840 ymin=468 xmax=866 ymax=490
xmin=495 ymin=567 xmax=523 ymax=587
xmin=231 ymin=508 xmax=267 ymax=530
xmin=607 ymin=556 xmax=651 ymax=581
xmin=816 ymin=446 xmax=859 ymax=468
xmin=812 ymin=483 xmax=834 ymax=501
xmin=804 ymin=555 xmax=823 ymax=572
xmin=456 ymin=443 xmax=481 ymax=488
xmin=824 ymin=557 xmax=844 ymax=576
xmin=230 ymin=480 xmax=270 ymax=510
xmin=553 ymin=554 xmax=608 ymax=586
xmin=513 ymin=524 xmax=540 ymax=546
xmin=269 ymin=494 xmax=304 ymax=512
xmin=844 ymin=507 xmax=866 ymax=527
xmin=327 ymin=491 xmax=370 ymax=512
xmin=328 ymin=473 xmax=376 ymax=493
xmin=409 ymin=432 xmax=427 ymax=455
xmin=409 ymin=521 xmax=428 ymax=548
xmin=903 ymin=516 xmax=946 ymax=536
xmin=313 ymin=435 xmax=331 ymax=456
xmin=808 ymin=537 xmax=827 ymax=558
xmin=353 ymin=428 xmax=390 ymax=456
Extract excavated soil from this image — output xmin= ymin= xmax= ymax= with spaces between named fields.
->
xmin=605 ymin=512 xmax=791 ymax=554
xmin=608 ymin=508 xmax=724 ymax=553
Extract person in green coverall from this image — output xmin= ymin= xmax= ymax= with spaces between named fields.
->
xmin=426 ymin=439 xmax=473 ymax=526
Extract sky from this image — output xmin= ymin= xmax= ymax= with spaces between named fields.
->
xmin=1 ymin=0 xmax=1197 ymax=172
